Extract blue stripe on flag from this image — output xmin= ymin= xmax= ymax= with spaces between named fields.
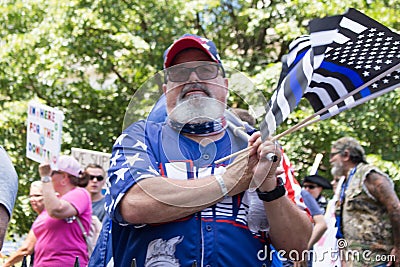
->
xmin=289 ymin=63 xmax=305 ymax=105
xmin=321 ymin=61 xmax=364 ymax=88
xmin=291 ymin=50 xmax=307 ymax=68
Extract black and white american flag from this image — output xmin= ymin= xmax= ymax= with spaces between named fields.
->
xmin=259 ymin=15 xmax=341 ymax=139
xmin=302 ymin=8 xmax=400 ymax=119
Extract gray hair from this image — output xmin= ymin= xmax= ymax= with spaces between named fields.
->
xmin=332 ymin=137 xmax=367 ymax=164
xmin=30 ymin=180 xmax=43 ymax=190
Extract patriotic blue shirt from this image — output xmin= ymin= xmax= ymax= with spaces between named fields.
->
xmin=89 ymin=120 xmax=283 ymax=267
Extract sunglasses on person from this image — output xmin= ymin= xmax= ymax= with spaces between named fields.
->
xmin=29 ymin=194 xmax=43 ymax=199
xmin=329 ymin=151 xmax=341 ymax=159
xmin=165 ymin=63 xmax=224 ymax=82
xmin=303 ymin=184 xmax=318 ymax=189
xmin=89 ymin=175 xmax=104 ymax=181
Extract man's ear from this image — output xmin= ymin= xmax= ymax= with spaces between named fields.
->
xmin=162 ymin=84 xmax=167 ymax=94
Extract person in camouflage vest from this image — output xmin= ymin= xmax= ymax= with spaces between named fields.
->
xmin=330 ymin=137 xmax=400 ymax=267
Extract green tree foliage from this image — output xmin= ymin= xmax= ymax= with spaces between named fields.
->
xmin=0 ymin=0 xmax=398 ymax=237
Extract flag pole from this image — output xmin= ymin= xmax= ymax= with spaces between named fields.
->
xmin=215 ymin=117 xmax=321 ymax=165
xmin=272 ymin=117 xmax=320 ymax=140
xmin=214 ymin=146 xmax=252 ymax=164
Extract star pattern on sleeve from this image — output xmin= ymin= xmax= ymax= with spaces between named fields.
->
xmin=114 ymin=134 xmax=128 ymax=146
xmin=104 ymin=180 xmax=111 ymax=196
xmin=110 ymin=150 xmax=122 ymax=167
xmin=105 ymin=121 xmax=162 ymax=221
xmin=133 ymin=140 xmax=148 ymax=151
xmin=114 ymin=167 xmax=129 ymax=184
xmin=122 ymin=153 xmax=144 ymax=167
xmin=105 ymin=197 xmax=115 ymax=213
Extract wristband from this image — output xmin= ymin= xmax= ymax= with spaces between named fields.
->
xmin=215 ymin=174 xmax=228 ymax=197
xmin=256 ymin=177 xmax=285 ymax=202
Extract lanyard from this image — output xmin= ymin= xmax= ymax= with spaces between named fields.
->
xmin=336 ymin=165 xmax=358 ymax=239
xmin=339 ymin=165 xmax=357 ymax=204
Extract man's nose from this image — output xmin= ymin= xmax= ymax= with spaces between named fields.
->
xmin=187 ymin=69 xmax=201 ymax=81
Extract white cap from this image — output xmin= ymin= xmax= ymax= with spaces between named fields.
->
xmin=54 ymin=155 xmax=82 ymax=177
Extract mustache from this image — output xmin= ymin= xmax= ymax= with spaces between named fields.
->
xmin=180 ymin=82 xmax=211 ymax=98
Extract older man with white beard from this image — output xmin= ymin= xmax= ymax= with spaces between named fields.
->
xmin=89 ymin=34 xmax=311 ymax=267
xmin=330 ymin=137 xmax=400 ymax=267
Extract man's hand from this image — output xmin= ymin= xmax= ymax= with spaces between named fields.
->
xmin=248 ymin=132 xmax=282 ymax=192
xmin=223 ymin=132 xmax=282 ymax=196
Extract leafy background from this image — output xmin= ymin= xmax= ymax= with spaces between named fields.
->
xmin=0 ymin=0 xmax=398 ymax=238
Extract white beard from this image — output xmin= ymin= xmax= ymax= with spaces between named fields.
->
xmin=169 ymin=96 xmax=226 ymax=124
xmin=331 ymin=161 xmax=345 ymax=177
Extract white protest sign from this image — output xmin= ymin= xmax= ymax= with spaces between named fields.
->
xmin=71 ymin=147 xmax=111 ymax=172
xmin=312 ymin=199 xmax=342 ymax=267
xmin=312 ymin=177 xmax=345 ymax=267
xmin=26 ymin=101 xmax=64 ymax=165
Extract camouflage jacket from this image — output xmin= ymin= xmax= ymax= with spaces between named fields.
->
xmin=340 ymin=163 xmax=394 ymax=266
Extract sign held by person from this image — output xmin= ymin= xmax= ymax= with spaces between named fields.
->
xmin=26 ymin=101 xmax=64 ymax=164
xmin=71 ymin=147 xmax=111 ymax=172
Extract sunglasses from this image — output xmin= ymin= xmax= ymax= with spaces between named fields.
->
xmin=329 ymin=151 xmax=341 ymax=159
xmin=29 ymin=194 xmax=43 ymax=199
xmin=303 ymin=184 xmax=318 ymax=189
xmin=166 ymin=63 xmax=223 ymax=82
xmin=89 ymin=175 xmax=104 ymax=181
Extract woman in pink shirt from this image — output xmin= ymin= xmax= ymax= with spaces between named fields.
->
xmin=34 ymin=155 xmax=92 ymax=267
